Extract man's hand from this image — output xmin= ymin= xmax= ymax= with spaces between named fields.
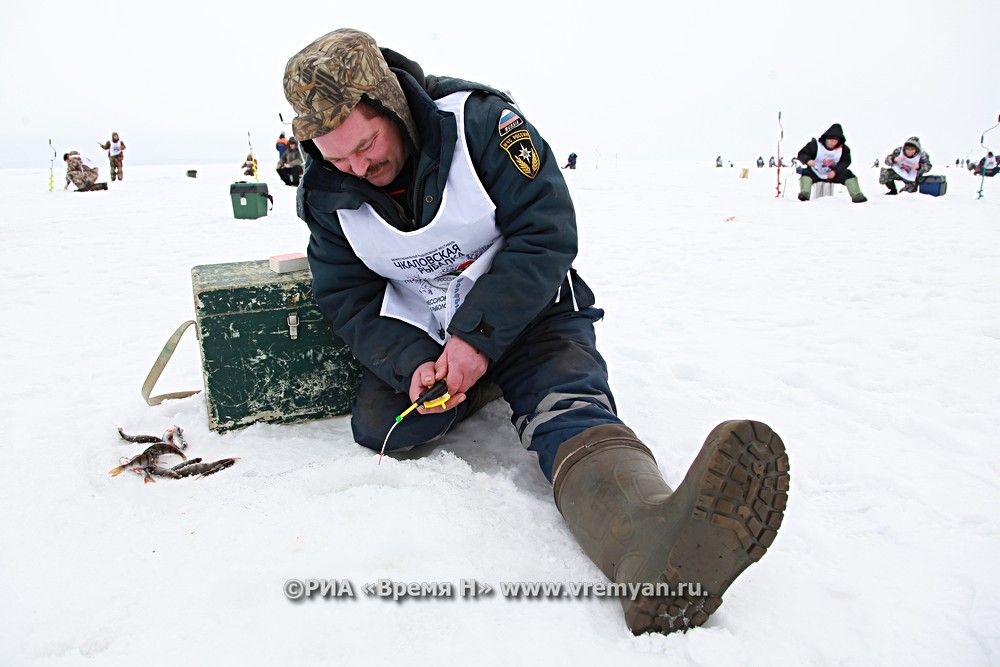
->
xmin=409 ymin=360 xmax=457 ymax=412
xmin=409 ymin=336 xmax=488 ymax=415
xmin=894 ymin=155 xmax=904 ymax=163
xmin=807 ymin=159 xmax=815 ymax=167
xmin=826 ymin=170 xmax=836 ymax=180
xmin=435 ymin=335 xmax=488 ymax=396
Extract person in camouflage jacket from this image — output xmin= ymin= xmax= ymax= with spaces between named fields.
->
xmin=97 ymin=132 xmax=126 ymax=181
xmin=879 ymin=137 xmax=932 ymax=194
xmin=63 ymin=152 xmax=106 ymax=191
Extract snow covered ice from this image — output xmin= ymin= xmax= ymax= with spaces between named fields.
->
xmin=0 ymin=162 xmax=997 ymax=664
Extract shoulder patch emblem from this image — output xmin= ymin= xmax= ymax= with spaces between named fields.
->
xmin=498 ymin=110 xmax=539 ymax=179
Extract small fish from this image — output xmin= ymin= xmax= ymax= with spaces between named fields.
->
xmin=171 ymin=458 xmax=202 ymax=471
xmin=117 ymin=426 xmax=163 ymax=444
xmin=145 ymin=466 xmax=182 ymax=480
xmin=109 ymin=442 xmax=187 ymax=477
xmin=173 ymin=458 xmax=238 ymax=478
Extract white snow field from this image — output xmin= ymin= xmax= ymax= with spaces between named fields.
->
xmin=1 ymin=161 xmax=997 ymax=665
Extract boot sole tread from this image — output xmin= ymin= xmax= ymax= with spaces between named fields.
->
xmin=625 ymin=419 xmax=789 ymax=635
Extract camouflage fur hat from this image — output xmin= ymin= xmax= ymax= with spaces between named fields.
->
xmin=283 ymin=28 xmax=418 ymax=146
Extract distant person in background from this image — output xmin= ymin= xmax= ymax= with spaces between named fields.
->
xmin=756 ymin=156 xmax=765 ymax=168
xmin=276 ymin=132 xmax=289 ymax=157
xmin=97 ymin=131 xmax=126 ymax=181
xmin=872 ymin=158 xmax=879 ymax=168
xmin=769 ymin=156 xmax=776 ymax=167
xmin=879 ymin=137 xmax=932 ymax=194
xmin=277 ymin=137 xmax=304 ymax=185
xmin=63 ymin=151 xmax=107 ymax=191
xmin=562 ymin=152 xmax=577 ymax=170
xmin=795 ymin=123 xmax=866 ymax=203
xmin=242 ymin=153 xmax=258 ymax=177
xmin=974 ymin=151 xmax=998 ymax=177
xmin=715 ymin=155 xmax=723 ymax=167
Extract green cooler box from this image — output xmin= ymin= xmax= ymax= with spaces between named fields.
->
xmin=192 ymin=260 xmax=362 ymax=431
xmin=230 ymin=181 xmax=272 ymax=219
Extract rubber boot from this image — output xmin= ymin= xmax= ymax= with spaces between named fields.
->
xmin=845 ymin=177 xmax=867 ymax=203
xmin=797 ymin=175 xmax=812 ymax=201
xmin=885 ymin=180 xmax=898 ymax=195
xmin=553 ymin=421 xmax=789 ymax=635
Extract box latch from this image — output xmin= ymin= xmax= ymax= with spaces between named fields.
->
xmin=287 ymin=312 xmax=300 ymax=340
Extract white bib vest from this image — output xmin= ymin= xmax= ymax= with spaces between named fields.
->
xmin=985 ymin=155 xmax=997 ymax=170
xmin=108 ymin=140 xmax=123 ymax=157
xmin=811 ymin=143 xmax=843 ymax=179
xmin=892 ymin=147 xmax=921 ymax=181
xmin=338 ymin=91 xmax=501 ymax=344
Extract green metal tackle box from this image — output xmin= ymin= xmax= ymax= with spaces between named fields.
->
xmin=191 ymin=260 xmax=362 ymax=431
xmin=230 ymin=181 xmax=271 ymax=219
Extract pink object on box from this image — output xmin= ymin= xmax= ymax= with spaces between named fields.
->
xmin=268 ymin=253 xmax=309 ymax=273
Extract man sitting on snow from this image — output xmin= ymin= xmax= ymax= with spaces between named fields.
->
xmin=284 ymin=28 xmax=790 ymax=636
xmin=796 ymin=123 xmax=867 ymax=203
xmin=879 ymin=137 xmax=932 ymax=194
xmin=63 ymin=152 xmax=107 ymax=192
xmin=276 ymin=137 xmax=304 ymax=186
xmin=974 ymin=151 xmax=998 ymax=177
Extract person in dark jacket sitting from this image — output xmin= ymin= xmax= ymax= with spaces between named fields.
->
xmin=276 ymin=137 xmax=304 ymax=186
xmin=283 ymin=28 xmax=789 ymax=637
xmin=796 ymin=123 xmax=866 ymax=203
xmin=974 ymin=151 xmax=998 ymax=177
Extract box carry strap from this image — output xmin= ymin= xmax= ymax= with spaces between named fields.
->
xmin=142 ymin=319 xmax=201 ymax=406
xmin=266 ymin=193 xmax=274 ymax=210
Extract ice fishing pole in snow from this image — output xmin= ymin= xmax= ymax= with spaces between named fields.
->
xmin=775 ymin=111 xmax=784 ymax=198
xmin=977 ymin=113 xmax=999 ymax=200
xmin=377 ymin=380 xmax=451 ymax=464
xmin=48 ymin=139 xmax=56 ymax=192
xmin=247 ymin=131 xmax=259 ymax=183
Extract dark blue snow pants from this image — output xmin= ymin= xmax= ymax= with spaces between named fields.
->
xmin=350 ymin=307 xmax=624 ymax=482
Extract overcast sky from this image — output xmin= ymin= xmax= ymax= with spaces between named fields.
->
xmin=1 ymin=0 xmax=997 ymax=169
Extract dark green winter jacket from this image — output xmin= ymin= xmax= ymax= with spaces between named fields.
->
xmin=296 ymin=49 xmax=595 ymax=394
